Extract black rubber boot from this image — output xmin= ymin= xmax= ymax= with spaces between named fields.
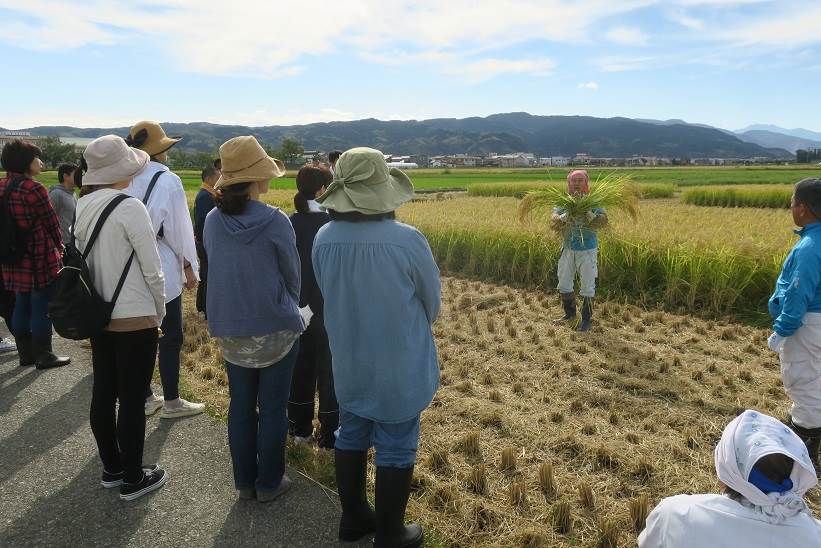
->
xmin=374 ymin=466 xmax=423 ymax=548
xmin=16 ymin=332 xmax=35 ymax=367
xmin=33 ymin=336 xmax=71 ymax=370
xmin=335 ymin=449 xmax=376 ymax=542
xmin=577 ymin=297 xmax=594 ymax=332
xmin=554 ymin=293 xmax=577 ymax=323
xmin=790 ymin=418 xmax=821 ymax=470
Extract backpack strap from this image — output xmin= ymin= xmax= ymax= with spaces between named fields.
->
xmin=142 ymin=170 xmax=165 ymax=239
xmin=110 ymin=250 xmax=135 ymax=307
xmin=142 ymin=170 xmax=164 ymax=204
xmin=82 ymin=194 xmax=132 ymax=260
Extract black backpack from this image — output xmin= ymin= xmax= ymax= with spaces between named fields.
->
xmin=0 ymin=176 xmax=29 ymax=265
xmin=48 ymin=194 xmax=135 ymax=340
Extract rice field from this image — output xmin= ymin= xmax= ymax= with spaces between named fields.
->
xmin=178 ymin=279 xmax=821 ymax=547
xmin=169 ymin=167 xmax=817 ymax=546
xmin=36 ymin=164 xmax=820 ymax=193
xmin=681 ymin=185 xmax=793 ymax=209
xmin=467 ymin=182 xmax=675 ymax=199
xmin=395 ymin=197 xmax=793 ymax=321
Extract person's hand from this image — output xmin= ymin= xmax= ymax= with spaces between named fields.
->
xmin=558 ymin=212 xmax=570 ymax=223
xmin=767 ymin=332 xmax=785 ymax=353
xmin=184 ymin=265 xmax=197 ymax=290
xmin=586 ymin=210 xmax=597 ymax=222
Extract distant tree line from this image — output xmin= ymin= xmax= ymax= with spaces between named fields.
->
xmin=168 ymin=137 xmax=306 ymax=170
xmin=796 ymin=149 xmax=821 ymax=163
xmin=39 ymin=136 xmax=78 ymax=168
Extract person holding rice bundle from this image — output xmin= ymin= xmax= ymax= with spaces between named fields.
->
xmin=551 ymin=169 xmax=607 ymax=332
xmin=639 ymin=410 xmax=821 ymax=547
xmin=768 ymin=178 xmax=821 ymax=467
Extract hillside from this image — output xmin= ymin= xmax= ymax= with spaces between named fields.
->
xmin=736 ymin=129 xmax=821 ymax=153
xmin=6 ymin=113 xmax=792 ymax=158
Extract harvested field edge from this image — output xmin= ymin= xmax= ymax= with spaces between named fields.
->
xmin=416 ymin=224 xmax=782 ymax=322
xmin=178 ymin=278 xmax=821 ymax=548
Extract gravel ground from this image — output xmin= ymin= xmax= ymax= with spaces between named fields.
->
xmin=0 ymin=331 xmax=345 ymax=547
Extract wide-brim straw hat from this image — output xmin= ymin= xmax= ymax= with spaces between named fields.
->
xmin=126 ymin=121 xmax=182 ymax=157
xmin=215 ymin=136 xmax=286 ymax=190
xmin=82 ymin=135 xmax=150 ymax=186
xmin=317 ymin=147 xmax=414 ymax=214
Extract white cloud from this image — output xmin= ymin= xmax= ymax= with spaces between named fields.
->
xmin=713 ymin=6 xmax=821 ymax=48
xmin=0 ymin=0 xmax=652 ymax=79
xmin=666 ymin=9 xmax=705 ymax=30
xmin=442 ymin=58 xmax=556 ymax=83
xmin=578 ymin=82 xmax=599 ymax=91
xmin=604 ymin=26 xmax=649 ymax=46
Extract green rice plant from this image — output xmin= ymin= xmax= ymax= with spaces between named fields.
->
xmin=681 ymin=186 xmax=793 ymax=209
xmin=467 ymin=181 xmax=563 ymax=198
xmin=519 ymin=174 xmax=640 ymax=247
xmin=638 ymin=183 xmax=676 ymax=199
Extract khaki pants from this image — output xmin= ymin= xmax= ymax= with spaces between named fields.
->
xmin=781 ymin=313 xmax=821 ymax=429
xmin=557 ymin=248 xmax=598 ymax=298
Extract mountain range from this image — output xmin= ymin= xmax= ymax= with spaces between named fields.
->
xmin=1 ymin=113 xmax=799 ymax=159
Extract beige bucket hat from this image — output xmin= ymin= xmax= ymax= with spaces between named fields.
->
xmin=317 ymin=147 xmax=414 ymax=214
xmin=126 ymin=121 xmax=182 ymax=157
xmin=82 ymin=135 xmax=150 ymax=186
xmin=214 ymin=136 xmax=286 ymax=190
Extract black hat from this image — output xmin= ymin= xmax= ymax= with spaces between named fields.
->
xmin=795 ymin=178 xmax=821 ymax=218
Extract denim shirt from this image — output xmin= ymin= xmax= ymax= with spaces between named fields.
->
xmin=554 ymin=207 xmax=606 ymax=251
xmin=769 ymin=222 xmax=821 ymax=337
xmin=312 ymin=219 xmax=441 ymax=423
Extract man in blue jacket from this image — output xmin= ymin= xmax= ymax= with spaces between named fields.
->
xmin=768 ymin=178 xmax=821 ymax=465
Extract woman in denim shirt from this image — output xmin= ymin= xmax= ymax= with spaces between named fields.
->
xmin=313 ymin=148 xmax=440 ymax=548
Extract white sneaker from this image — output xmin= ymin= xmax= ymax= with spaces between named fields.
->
xmin=145 ymin=394 xmax=164 ymax=417
xmin=160 ymin=398 xmax=205 ymax=419
xmin=0 ymin=338 xmax=16 ymax=353
xmin=292 ymin=435 xmax=313 ymax=446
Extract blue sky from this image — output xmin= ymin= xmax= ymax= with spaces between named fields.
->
xmin=1 ymin=0 xmax=820 ymax=130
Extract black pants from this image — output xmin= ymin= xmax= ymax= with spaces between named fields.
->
xmin=288 ymin=319 xmax=338 ymax=448
xmin=0 ymin=289 xmax=14 ymax=336
xmin=146 ymin=296 xmax=182 ymax=401
xmin=90 ymin=328 xmax=158 ymax=483
xmin=195 ymin=244 xmax=208 ymax=318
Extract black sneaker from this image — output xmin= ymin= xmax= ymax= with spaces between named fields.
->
xmin=119 ymin=468 xmax=168 ymax=501
xmin=101 ymin=464 xmax=160 ymax=488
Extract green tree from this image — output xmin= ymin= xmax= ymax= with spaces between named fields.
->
xmin=278 ymin=137 xmax=304 ymax=165
xmin=39 ymin=136 xmax=77 ymax=168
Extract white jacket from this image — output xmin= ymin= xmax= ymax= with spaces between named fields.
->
xmin=74 ymin=189 xmax=166 ymax=322
xmin=639 ymin=493 xmax=821 ymax=548
xmin=125 ymin=161 xmax=198 ymax=303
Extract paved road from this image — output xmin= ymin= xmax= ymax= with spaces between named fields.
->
xmin=0 ymin=333 xmax=344 ymax=547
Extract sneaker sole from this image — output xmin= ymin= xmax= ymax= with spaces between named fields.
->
xmin=119 ymin=472 xmax=169 ymax=501
xmin=160 ymin=407 xmax=205 ymax=419
xmin=145 ymin=404 xmax=164 ymax=417
xmin=102 ymin=465 xmax=160 ymax=488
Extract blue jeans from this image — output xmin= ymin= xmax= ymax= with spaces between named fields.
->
xmin=12 ymin=286 xmax=52 ymax=338
xmin=335 ymin=409 xmax=421 ymax=468
xmin=146 ymin=295 xmax=183 ymax=401
xmin=225 ymin=341 xmax=299 ymax=493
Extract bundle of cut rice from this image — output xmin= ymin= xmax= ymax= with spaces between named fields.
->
xmin=518 ymin=173 xmax=639 ymax=243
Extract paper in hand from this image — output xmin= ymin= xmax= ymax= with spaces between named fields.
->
xmin=299 ymin=305 xmax=314 ymax=326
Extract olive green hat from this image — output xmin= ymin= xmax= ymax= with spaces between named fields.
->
xmin=317 ymin=147 xmax=414 ymax=214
